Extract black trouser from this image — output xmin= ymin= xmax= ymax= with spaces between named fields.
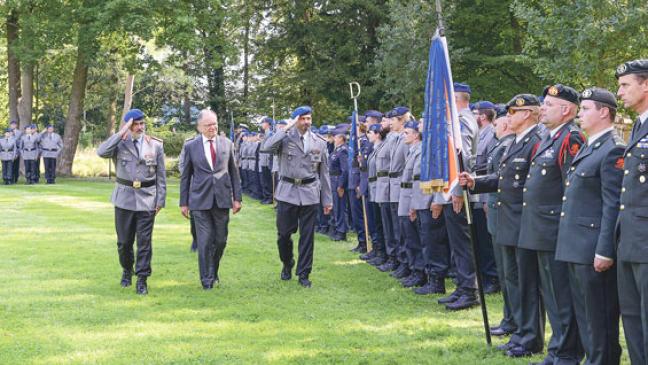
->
xmin=569 ymin=262 xmax=620 ymax=365
xmin=24 ymin=159 xmax=38 ymax=183
xmin=514 ymin=247 xmax=545 ymax=352
xmin=389 ymin=202 xmax=407 ymax=264
xmin=443 ymin=205 xmax=476 ymax=293
xmin=537 ymin=251 xmax=583 ymax=364
xmin=417 ymin=209 xmax=449 ymax=277
xmin=379 ymin=203 xmax=397 ymax=258
xmin=114 ymin=207 xmax=155 ymax=278
xmin=261 ymin=166 xmax=272 ymax=201
xmin=276 ymin=201 xmax=318 ymax=278
xmin=473 ymin=207 xmax=497 ymax=279
xmin=2 ymin=160 xmax=13 ymax=183
xmin=617 ymin=260 xmax=648 ymax=365
xmin=369 ymin=201 xmax=385 ymax=254
xmin=402 ymin=215 xmax=424 ymax=271
xmin=12 ymin=158 xmax=20 ymax=183
xmin=349 ymin=191 xmax=366 ymax=243
xmin=44 ymin=157 xmax=57 ymax=183
xmin=190 ymin=211 xmax=197 ymax=251
xmin=193 ymin=206 xmax=230 ymax=286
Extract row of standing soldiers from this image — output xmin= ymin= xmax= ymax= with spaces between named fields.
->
xmin=1 ymin=121 xmax=63 ymax=185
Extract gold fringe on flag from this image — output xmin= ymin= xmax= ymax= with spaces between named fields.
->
xmin=420 ymin=179 xmax=446 ymax=195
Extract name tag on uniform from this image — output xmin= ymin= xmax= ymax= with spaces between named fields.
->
xmin=513 ymin=158 xmax=526 ymax=163
xmin=542 ymin=148 xmax=555 ymax=158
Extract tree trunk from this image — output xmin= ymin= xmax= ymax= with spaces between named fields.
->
xmin=57 ymin=48 xmax=89 ymax=176
xmin=6 ymin=11 xmax=21 ymax=123
xmin=18 ymin=63 xmax=33 ymax=128
xmin=107 ymin=95 xmax=117 ymax=136
xmin=183 ymin=91 xmax=191 ymax=124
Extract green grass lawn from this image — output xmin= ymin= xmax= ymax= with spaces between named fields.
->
xmin=0 ymin=178 xmax=629 ymax=364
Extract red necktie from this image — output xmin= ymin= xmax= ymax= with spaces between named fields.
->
xmin=208 ymin=139 xmax=217 ymax=168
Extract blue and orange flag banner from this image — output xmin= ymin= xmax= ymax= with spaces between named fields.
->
xmin=348 ymin=110 xmax=358 ymax=170
xmin=420 ymin=30 xmax=462 ymax=195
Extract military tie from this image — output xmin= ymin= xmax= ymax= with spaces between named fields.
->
xmin=300 ymin=135 xmax=305 ymax=151
xmin=133 ymin=139 xmax=139 ymax=159
xmin=208 ymin=139 xmax=217 ymax=169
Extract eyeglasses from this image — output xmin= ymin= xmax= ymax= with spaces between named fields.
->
xmin=507 ymin=108 xmax=533 ymax=116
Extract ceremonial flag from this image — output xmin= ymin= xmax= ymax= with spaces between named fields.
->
xmin=348 ymin=110 xmax=358 ymax=170
xmin=420 ymin=29 xmax=462 ymax=197
xmin=229 ymin=111 xmax=235 ymax=141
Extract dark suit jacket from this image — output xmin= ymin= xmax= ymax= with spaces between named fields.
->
xmin=556 ymin=130 xmax=625 ymax=264
xmin=179 ymin=135 xmax=242 ymax=210
xmin=472 ymin=125 xmax=543 ymax=247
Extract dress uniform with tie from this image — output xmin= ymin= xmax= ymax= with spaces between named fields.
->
xmin=96 ymin=109 xmax=166 ymax=295
xmin=615 ymin=59 xmax=648 ymax=365
xmin=1 ymin=129 xmax=17 ymax=184
xmin=556 ymin=87 xmax=624 ymax=365
xmin=39 ymin=125 xmax=63 ymax=184
xmin=20 ymin=125 xmax=40 ymax=184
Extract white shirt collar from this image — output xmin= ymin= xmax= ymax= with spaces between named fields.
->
xmin=587 ymin=127 xmax=614 ymax=145
xmin=515 ymin=124 xmax=537 ymax=143
xmin=202 ymin=134 xmax=216 ymax=143
xmin=639 ymin=109 xmax=648 ymax=125
xmin=549 ymin=123 xmax=566 ymax=138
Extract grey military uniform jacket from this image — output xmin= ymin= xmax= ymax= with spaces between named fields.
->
xmin=39 ymin=132 xmax=63 ymax=158
xmin=397 ymin=143 xmax=419 ymax=216
xmin=375 ymin=133 xmax=396 ymax=203
xmin=556 ymin=130 xmax=625 ymax=264
xmin=617 ymin=119 xmax=648 ymax=263
xmin=389 ymin=131 xmax=409 ymax=203
xmin=441 ymin=108 xmax=479 ymax=203
xmin=410 ymin=143 xmax=434 ymax=211
xmin=259 ymin=135 xmax=271 ymax=169
xmin=262 ymin=128 xmax=332 ymax=207
xmin=367 ymin=140 xmax=383 ymax=203
xmin=20 ymin=134 xmax=40 ymax=160
xmin=97 ymin=133 xmax=167 ymax=212
xmin=0 ymin=137 xmax=17 ymax=161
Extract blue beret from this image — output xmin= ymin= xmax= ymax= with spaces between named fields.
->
xmin=453 ymin=82 xmax=472 ymax=94
xmin=123 ymin=108 xmax=145 ymax=122
xmin=9 ymin=120 xmax=17 ymax=125
xmin=368 ymin=124 xmax=382 ymax=133
xmin=46 ymin=124 xmax=53 ymax=128
xmin=475 ymin=101 xmax=495 ymax=110
xmin=385 ymin=110 xmax=397 ymax=118
xmin=469 ymin=103 xmax=476 ymax=110
xmin=30 ymin=124 xmax=37 ymax=129
xmin=4 ymin=128 xmax=12 ymax=133
xmin=332 ymin=124 xmax=349 ymax=136
xmin=404 ymin=120 xmax=419 ymax=131
xmin=310 ymin=126 xmax=319 ymax=133
xmin=318 ymin=125 xmax=330 ymax=135
xmin=391 ymin=106 xmax=410 ymax=117
xmin=276 ymin=119 xmax=287 ymax=126
xmin=261 ymin=117 xmax=274 ymax=125
xmin=291 ymin=105 xmax=312 ymax=119
xmin=364 ymin=110 xmax=383 ymax=119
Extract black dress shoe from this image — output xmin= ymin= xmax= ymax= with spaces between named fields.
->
xmin=490 ymin=326 xmax=514 ymax=337
xmin=390 ymin=264 xmax=410 ymax=279
xmin=120 ymin=270 xmax=132 ymax=287
xmin=298 ymin=276 xmax=312 ymax=288
xmin=281 ymin=259 xmax=295 ymax=281
xmin=496 ymin=341 xmax=517 ymax=351
xmin=505 ymin=345 xmax=536 ymax=358
xmin=136 ymin=277 xmax=148 ymax=295
xmin=445 ymin=293 xmax=479 ymax=311
xmin=483 ymin=277 xmax=501 ymax=294
xmin=378 ymin=258 xmax=398 ymax=272
xmin=357 ymin=246 xmax=367 ymax=254
xmin=360 ymin=250 xmax=376 ymax=261
xmin=438 ymin=289 xmax=461 ymax=304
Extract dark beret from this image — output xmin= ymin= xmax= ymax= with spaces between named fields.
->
xmin=30 ymin=124 xmax=37 ymax=129
xmin=505 ymin=94 xmax=541 ymax=110
xmin=331 ymin=124 xmax=349 ymax=136
xmin=123 ymin=108 xmax=145 ymax=122
xmin=543 ymin=84 xmax=580 ymax=105
xmin=580 ymin=87 xmax=617 ymax=108
xmin=291 ymin=105 xmax=312 ymax=119
xmin=9 ymin=120 xmax=17 ymax=125
xmin=385 ymin=110 xmax=397 ymax=118
xmin=4 ymin=128 xmax=12 ymax=133
xmin=453 ymin=82 xmax=472 ymax=94
xmin=391 ymin=106 xmax=410 ymax=117
xmin=475 ymin=101 xmax=495 ymax=110
xmin=404 ymin=120 xmax=419 ymax=131
xmin=495 ymin=105 xmax=508 ymax=118
xmin=368 ymin=124 xmax=382 ymax=133
xmin=364 ymin=110 xmax=383 ymax=118
xmin=615 ymin=59 xmax=648 ymax=79
xmin=275 ymin=119 xmax=287 ymax=126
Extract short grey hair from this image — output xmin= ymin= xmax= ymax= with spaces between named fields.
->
xmin=197 ymin=109 xmax=218 ymax=124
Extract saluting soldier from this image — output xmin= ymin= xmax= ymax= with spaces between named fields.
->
xmin=20 ymin=124 xmax=40 ymax=185
xmin=615 ymin=59 xmax=648 ymax=365
xmin=39 ymin=124 xmax=63 ymax=184
xmin=328 ymin=124 xmax=350 ymax=241
xmin=1 ymin=128 xmax=17 ymax=184
xmin=555 ymin=87 xmax=624 ymax=365
xmin=262 ymin=106 xmax=333 ymax=288
xmin=96 ymin=109 xmax=166 ymax=295
xmin=460 ymin=94 xmax=544 ymax=355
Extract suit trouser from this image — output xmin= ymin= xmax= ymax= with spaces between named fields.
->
xmin=12 ymin=158 xmax=20 ymax=183
xmin=261 ymin=166 xmax=272 ymax=201
xmin=514 ymin=247 xmax=545 ymax=352
xmin=2 ymin=160 xmax=13 ymax=182
xmin=473 ymin=207 xmax=497 ymax=279
xmin=332 ymin=188 xmax=348 ymax=234
xmin=253 ymin=169 xmax=263 ymax=199
xmin=487 ymin=203 xmax=517 ymax=332
xmin=568 ymin=262 xmax=620 ymax=365
xmin=349 ymin=191 xmax=366 ymax=243
xmin=537 ymin=251 xmax=583 ymax=364
xmin=24 ymin=159 xmax=38 ymax=183
xmin=402 ymin=215 xmax=424 ymax=271
xmin=114 ymin=207 xmax=155 ymax=277
xmin=44 ymin=157 xmax=57 ymax=183
xmin=276 ymin=201 xmax=317 ymax=278
xmin=442 ymin=205 xmax=476 ymax=292
xmin=417 ymin=209 xmax=449 ymax=277
xmin=379 ymin=202 xmax=398 ymax=258
xmin=369 ymin=201 xmax=385 ymax=253
xmin=189 ymin=211 xmax=197 ymax=251
xmin=193 ymin=206 xmax=230 ymax=286
xmin=618 ymin=260 xmax=648 ymax=365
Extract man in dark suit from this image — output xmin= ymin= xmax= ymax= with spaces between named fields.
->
xmin=180 ymin=109 xmax=242 ymax=290
xmin=615 ymin=59 xmax=648 ymax=364
xmin=555 ymin=87 xmax=624 ymax=365
xmin=460 ymin=94 xmax=545 ymax=357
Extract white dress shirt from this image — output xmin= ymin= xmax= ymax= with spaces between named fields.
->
xmin=202 ymin=134 xmax=216 ymax=170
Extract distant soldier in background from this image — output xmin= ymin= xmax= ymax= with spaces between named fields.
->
xmin=1 ymin=128 xmax=17 ymax=184
xmin=39 ymin=124 xmax=63 ymax=184
xmin=9 ymin=120 xmax=21 ymax=184
xmin=20 ymin=124 xmax=40 ymax=185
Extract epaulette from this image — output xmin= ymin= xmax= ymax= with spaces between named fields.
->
xmin=317 ymin=135 xmax=327 ymax=142
xmin=146 ymin=135 xmax=163 ymax=144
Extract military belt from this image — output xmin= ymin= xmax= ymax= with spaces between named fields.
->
xmin=282 ymin=176 xmax=316 ymax=186
xmin=116 ymin=177 xmax=156 ymax=189
xmin=376 ymin=171 xmax=389 ymax=177
xmin=23 ymin=148 xmax=36 ymax=151
xmin=400 ymin=182 xmax=413 ymax=189
xmin=368 ymin=176 xmax=377 ymax=182
xmin=388 ymin=171 xmax=402 ymax=178
xmin=2 ymin=148 xmax=14 ymax=152
xmin=42 ymin=148 xmax=58 ymax=152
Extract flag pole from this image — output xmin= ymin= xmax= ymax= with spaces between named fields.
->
xmin=349 ymin=82 xmax=372 ymax=252
xmin=436 ymin=0 xmax=491 ymax=347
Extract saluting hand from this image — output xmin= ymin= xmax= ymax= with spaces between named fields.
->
xmin=285 ymin=117 xmax=298 ymax=130
xmin=120 ymin=118 xmax=133 ymax=140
